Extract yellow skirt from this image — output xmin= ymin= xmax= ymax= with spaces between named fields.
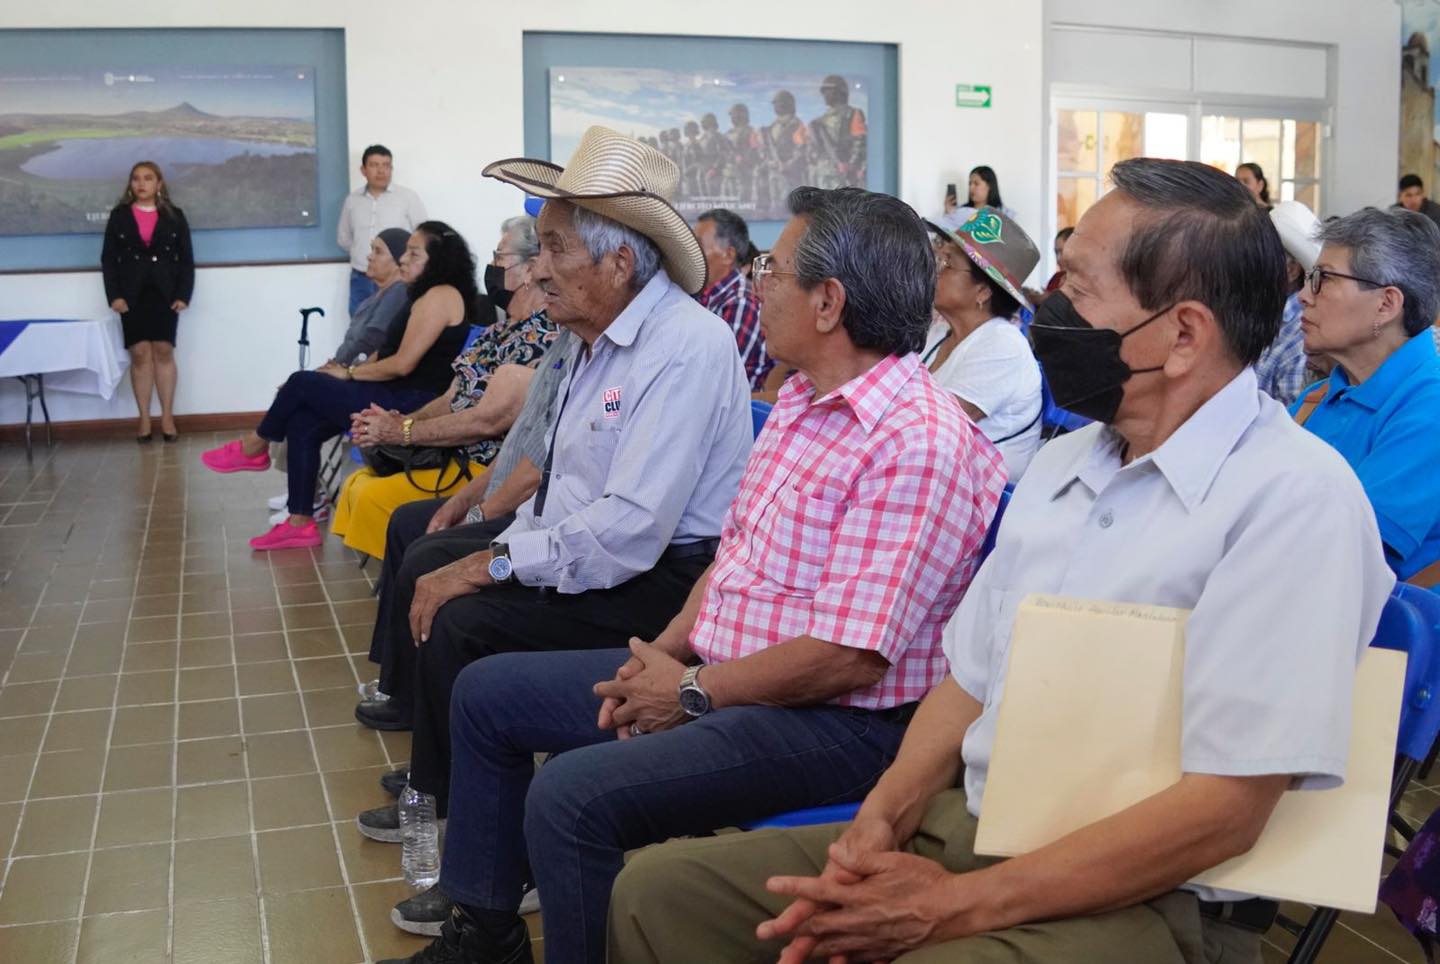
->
xmin=330 ymin=462 xmax=485 ymax=560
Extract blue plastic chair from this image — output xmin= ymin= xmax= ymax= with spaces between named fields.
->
xmin=743 ymin=482 xmax=1014 ymax=833
xmin=750 ymin=399 xmax=772 ymax=439
xmin=1271 ymin=585 xmax=1440 ymax=962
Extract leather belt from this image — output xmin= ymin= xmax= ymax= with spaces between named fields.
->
xmin=1197 ymin=897 xmax=1278 ymax=933
xmin=663 ymin=538 xmax=720 ymax=562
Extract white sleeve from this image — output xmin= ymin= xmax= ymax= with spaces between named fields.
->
xmin=336 ymin=196 xmax=353 ymax=250
xmin=934 ymin=324 xmax=1032 ymax=417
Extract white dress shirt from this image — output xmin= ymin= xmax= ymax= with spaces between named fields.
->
xmin=336 ymin=183 xmax=427 ymax=270
xmin=944 ymin=367 xmax=1394 ymax=901
xmin=498 ymin=269 xmax=753 ymax=593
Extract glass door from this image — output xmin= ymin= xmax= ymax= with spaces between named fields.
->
xmin=1054 ymin=103 xmax=1190 ymax=232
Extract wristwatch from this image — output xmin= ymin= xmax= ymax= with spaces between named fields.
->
xmin=487 ymin=541 xmax=514 ymax=583
xmin=678 ymin=665 xmax=712 ymax=718
xmin=401 ymin=417 xmax=415 ymax=446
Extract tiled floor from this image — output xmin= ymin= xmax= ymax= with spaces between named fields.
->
xmin=0 ymin=435 xmax=546 ymax=963
xmin=0 ymin=435 xmax=1432 ymax=963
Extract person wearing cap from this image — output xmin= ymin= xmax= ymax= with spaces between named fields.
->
xmin=350 ymin=124 xmax=753 ymax=864
xmin=607 ymin=156 xmax=1392 ymax=964
xmin=922 ymin=208 xmax=1044 ymax=479
xmin=1254 ymin=200 xmax=1322 ymax=405
xmin=809 ymin=74 xmax=867 ymax=189
xmin=372 ymin=182 xmax=1005 ymax=964
xmin=1289 ymin=206 xmax=1440 ymax=588
xmin=330 ymin=227 xmax=414 ymax=367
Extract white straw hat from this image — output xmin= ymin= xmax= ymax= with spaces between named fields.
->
xmin=1269 ymin=201 xmax=1322 ymax=273
xmin=483 ymin=126 xmax=707 ymax=294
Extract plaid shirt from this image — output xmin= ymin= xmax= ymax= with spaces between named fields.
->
xmin=689 ymin=352 xmax=1007 ymax=709
xmin=1254 ymin=291 xmax=1308 ymax=406
xmin=699 ymin=268 xmax=771 ymax=389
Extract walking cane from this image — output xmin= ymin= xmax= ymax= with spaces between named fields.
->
xmin=297 ymin=306 xmax=325 ymax=370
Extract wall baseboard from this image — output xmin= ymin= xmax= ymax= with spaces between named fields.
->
xmin=0 ymin=412 xmax=265 ymax=443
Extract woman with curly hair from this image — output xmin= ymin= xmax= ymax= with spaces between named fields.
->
xmin=201 ymin=221 xmax=477 ymax=550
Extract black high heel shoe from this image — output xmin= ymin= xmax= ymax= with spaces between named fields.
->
xmin=137 ymin=430 xmax=156 ymax=444
xmin=162 ymin=431 xmax=179 ymax=443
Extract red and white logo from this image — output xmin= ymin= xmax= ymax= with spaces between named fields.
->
xmin=602 ymin=386 xmax=623 ymax=419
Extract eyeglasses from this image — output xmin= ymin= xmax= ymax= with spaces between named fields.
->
xmin=1307 ymin=266 xmax=1385 ymax=296
xmin=751 ymin=253 xmax=797 ymax=292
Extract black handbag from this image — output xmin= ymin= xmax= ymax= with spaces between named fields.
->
xmin=359 ymin=444 xmax=473 ymax=496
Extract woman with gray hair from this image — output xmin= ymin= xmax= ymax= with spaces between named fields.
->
xmin=331 ymin=214 xmax=558 ymax=560
xmin=1291 ymin=206 xmax=1440 ymax=587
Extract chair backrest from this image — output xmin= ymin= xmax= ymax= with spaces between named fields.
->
xmin=750 ymin=400 xmax=773 ymax=440
xmin=979 ymin=483 xmax=1014 ymax=563
xmin=1379 ymin=585 xmax=1440 ymax=764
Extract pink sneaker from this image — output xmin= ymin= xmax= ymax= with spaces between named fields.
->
xmin=248 ymin=521 xmax=322 ymax=551
xmin=201 ymin=440 xmax=271 ymax=473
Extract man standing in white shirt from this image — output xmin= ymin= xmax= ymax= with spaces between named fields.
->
xmin=337 ymin=144 xmax=428 ymax=314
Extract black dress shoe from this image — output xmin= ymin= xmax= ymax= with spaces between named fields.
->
xmin=380 ymin=765 xmax=410 ymax=799
xmin=355 ymin=697 xmax=410 ymax=731
xmin=377 ymin=905 xmax=532 ymax=964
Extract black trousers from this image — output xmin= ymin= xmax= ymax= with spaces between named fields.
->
xmin=370 ymin=499 xmax=514 ymax=714
xmin=369 ymin=499 xmax=712 ymax=815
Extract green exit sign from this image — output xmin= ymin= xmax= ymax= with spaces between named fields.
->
xmin=955 ymin=84 xmax=992 ymax=109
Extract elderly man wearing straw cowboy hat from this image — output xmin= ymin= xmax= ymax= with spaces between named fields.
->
xmin=352 ymin=121 xmax=753 ymax=876
xmin=373 ymin=174 xmax=1008 ymax=961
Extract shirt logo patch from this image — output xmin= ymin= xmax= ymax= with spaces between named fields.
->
xmin=602 ymin=386 xmax=623 ymax=419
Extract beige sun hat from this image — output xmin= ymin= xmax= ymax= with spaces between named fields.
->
xmin=482 ymin=126 xmax=707 ymax=295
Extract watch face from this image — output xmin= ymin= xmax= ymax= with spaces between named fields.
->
xmin=679 ymin=686 xmax=709 ymax=717
xmin=488 ymin=555 xmax=513 ymax=582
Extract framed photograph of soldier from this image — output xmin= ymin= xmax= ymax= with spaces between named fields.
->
xmin=523 ymin=32 xmax=897 ymax=245
xmin=549 ymin=66 xmax=869 ymax=222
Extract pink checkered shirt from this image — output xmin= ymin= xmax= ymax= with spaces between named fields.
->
xmin=688 ymin=352 xmax=1007 ymax=709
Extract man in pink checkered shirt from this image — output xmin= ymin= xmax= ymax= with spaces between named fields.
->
xmin=400 ymin=186 xmax=1006 ymax=964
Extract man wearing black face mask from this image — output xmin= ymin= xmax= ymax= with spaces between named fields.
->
xmin=609 ymin=157 xmax=1394 ymax=964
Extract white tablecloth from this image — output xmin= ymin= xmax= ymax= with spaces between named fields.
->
xmin=0 ymin=317 xmax=129 ymax=400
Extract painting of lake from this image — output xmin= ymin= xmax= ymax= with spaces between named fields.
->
xmin=0 ymin=66 xmax=318 ymax=235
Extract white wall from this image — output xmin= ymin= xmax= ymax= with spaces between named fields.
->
xmin=1045 ymin=0 xmax=1401 ymax=218
xmin=0 ymin=0 xmax=1044 ymax=424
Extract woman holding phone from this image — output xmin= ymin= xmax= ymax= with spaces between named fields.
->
xmin=101 ymin=160 xmax=195 ymax=442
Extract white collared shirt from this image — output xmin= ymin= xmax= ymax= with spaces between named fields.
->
xmin=499 ymin=270 xmax=753 ymax=592
xmin=944 ymin=367 xmax=1394 ymax=901
xmin=336 ymin=183 xmax=427 ymax=270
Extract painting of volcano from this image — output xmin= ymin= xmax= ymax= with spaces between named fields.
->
xmin=0 ymin=66 xmax=318 ymax=236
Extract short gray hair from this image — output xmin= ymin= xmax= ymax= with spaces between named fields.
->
xmin=501 ymin=215 xmax=539 ymax=261
xmin=786 ymin=186 xmax=935 ymax=355
xmin=1318 ymin=207 xmax=1440 ymax=336
xmin=569 ymin=204 xmax=662 ymax=290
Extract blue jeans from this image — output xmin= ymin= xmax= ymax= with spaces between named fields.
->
xmin=441 ymin=648 xmax=910 ymax=964
xmin=255 ymin=370 xmax=432 ymax=515
xmin=349 ymin=268 xmax=378 ymax=315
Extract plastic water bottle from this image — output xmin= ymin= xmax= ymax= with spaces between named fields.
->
xmin=400 ymin=785 xmax=440 ymax=889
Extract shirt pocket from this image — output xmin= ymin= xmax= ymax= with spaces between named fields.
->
xmin=573 ymin=419 xmax=623 ymax=491
xmin=768 ymin=483 xmax=846 ymax=591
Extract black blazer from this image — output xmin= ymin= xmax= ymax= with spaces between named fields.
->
xmin=100 ymin=204 xmax=196 ymax=305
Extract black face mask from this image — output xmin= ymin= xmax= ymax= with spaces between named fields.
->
xmin=484 ymin=263 xmax=514 ymax=312
xmin=1029 ymin=291 xmax=1171 ymax=424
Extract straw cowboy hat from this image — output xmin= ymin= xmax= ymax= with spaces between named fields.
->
xmin=1269 ymin=200 xmax=1322 ymax=273
xmin=482 ymin=126 xmax=707 ymax=295
xmin=925 ymin=207 xmax=1040 ymax=312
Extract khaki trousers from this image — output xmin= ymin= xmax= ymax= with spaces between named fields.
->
xmin=608 ymin=789 xmax=1262 ymax=964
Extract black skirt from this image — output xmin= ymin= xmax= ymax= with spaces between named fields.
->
xmin=120 ymin=278 xmax=179 ymax=348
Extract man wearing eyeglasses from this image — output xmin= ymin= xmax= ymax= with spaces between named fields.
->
xmin=381 ymin=185 xmax=1006 ymax=964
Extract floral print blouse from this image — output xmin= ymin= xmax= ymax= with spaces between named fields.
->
xmin=450 ymin=309 xmax=558 ymax=464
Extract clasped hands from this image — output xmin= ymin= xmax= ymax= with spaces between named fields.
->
xmin=593 ymin=638 xmax=689 ymax=739
xmin=349 ymin=403 xmax=405 ymax=446
xmin=758 ymin=815 xmax=977 ymax=963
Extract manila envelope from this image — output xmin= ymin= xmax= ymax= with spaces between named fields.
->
xmin=973 ymin=594 xmax=1405 ymax=913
